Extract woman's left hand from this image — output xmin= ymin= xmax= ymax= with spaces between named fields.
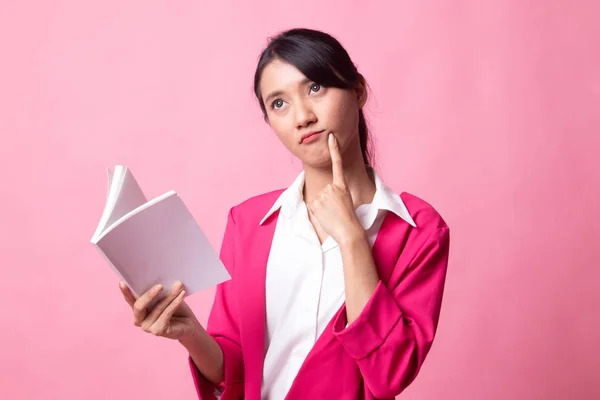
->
xmin=306 ymin=134 xmax=364 ymax=244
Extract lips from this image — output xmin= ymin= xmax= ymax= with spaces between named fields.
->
xmin=300 ymin=130 xmax=325 ymax=144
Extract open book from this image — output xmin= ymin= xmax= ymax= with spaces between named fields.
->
xmin=90 ymin=166 xmax=230 ymax=299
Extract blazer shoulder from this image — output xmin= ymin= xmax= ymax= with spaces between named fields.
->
xmin=228 ymin=188 xmax=285 ymax=227
xmin=400 ymin=191 xmax=449 ymax=234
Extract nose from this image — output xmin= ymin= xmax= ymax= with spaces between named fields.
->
xmin=294 ymin=99 xmax=317 ymax=130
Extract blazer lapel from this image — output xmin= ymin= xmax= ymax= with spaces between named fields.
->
xmin=237 ymin=207 xmax=280 ymax=399
xmin=370 ymin=211 xmax=410 ymax=286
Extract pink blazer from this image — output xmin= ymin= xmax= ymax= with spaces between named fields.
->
xmin=188 ymin=189 xmax=450 ymax=399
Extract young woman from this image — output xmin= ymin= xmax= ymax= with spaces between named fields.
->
xmin=119 ymin=28 xmax=450 ymax=400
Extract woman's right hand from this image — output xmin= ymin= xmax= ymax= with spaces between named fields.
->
xmin=119 ymin=281 xmax=199 ymax=341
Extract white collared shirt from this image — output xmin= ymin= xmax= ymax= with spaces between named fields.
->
xmin=259 ymin=170 xmax=416 ymax=400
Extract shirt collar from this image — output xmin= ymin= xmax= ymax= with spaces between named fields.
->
xmin=259 ymin=169 xmax=417 ymax=228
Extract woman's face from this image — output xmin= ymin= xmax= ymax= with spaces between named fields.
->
xmin=259 ymin=59 xmax=366 ymax=168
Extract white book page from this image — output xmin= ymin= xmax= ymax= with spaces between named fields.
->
xmin=91 ymin=168 xmax=115 ymax=240
xmin=91 ymin=166 xmax=148 ymax=242
xmin=97 ymin=190 xmax=175 ymax=242
xmin=105 ymin=166 xmax=147 ymax=229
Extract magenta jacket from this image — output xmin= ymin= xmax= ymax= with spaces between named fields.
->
xmin=188 ymin=189 xmax=450 ymax=399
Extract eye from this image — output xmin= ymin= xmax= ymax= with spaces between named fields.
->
xmin=310 ymin=83 xmax=322 ymax=94
xmin=271 ymin=99 xmax=286 ymax=110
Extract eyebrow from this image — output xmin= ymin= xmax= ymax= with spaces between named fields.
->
xmin=264 ymin=77 xmax=312 ymax=104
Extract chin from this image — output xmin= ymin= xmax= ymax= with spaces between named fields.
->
xmin=300 ymin=153 xmax=332 ymax=169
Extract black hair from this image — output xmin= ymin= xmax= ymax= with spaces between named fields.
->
xmin=253 ymin=28 xmax=373 ymax=167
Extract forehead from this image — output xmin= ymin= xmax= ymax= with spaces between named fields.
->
xmin=260 ymin=59 xmax=308 ymax=94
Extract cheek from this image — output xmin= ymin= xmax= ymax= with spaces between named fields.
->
xmin=269 ymin=115 xmax=298 ymax=150
xmin=325 ymin=97 xmax=360 ymax=136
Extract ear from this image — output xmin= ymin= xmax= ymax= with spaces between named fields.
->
xmin=356 ymin=74 xmax=368 ymax=109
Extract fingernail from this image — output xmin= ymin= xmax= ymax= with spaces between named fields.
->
xmin=175 ymin=281 xmax=183 ymax=289
xmin=155 ymin=284 xmax=163 ymax=292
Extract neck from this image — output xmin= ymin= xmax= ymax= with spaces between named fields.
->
xmin=302 ymin=140 xmax=376 ymax=208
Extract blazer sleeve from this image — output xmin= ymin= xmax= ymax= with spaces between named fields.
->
xmin=332 ymin=226 xmax=450 ymax=399
xmin=189 ymin=208 xmax=245 ymax=399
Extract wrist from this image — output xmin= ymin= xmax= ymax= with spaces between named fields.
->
xmin=178 ymin=319 xmax=202 ymax=348
xmin=338 ymin=223 xmax=367 ymax=248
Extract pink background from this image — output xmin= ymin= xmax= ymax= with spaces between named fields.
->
xmin=1 ymin=1 xmax=599 ymax=399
